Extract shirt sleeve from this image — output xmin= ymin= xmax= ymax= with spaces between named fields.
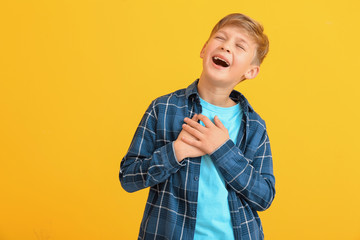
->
xmin=209 ymin=128 xmax=275 ymax=211
xmin=119 ymin=100 xmax=185 ymax=193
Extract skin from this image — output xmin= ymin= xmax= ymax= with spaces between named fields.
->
xmin=174 ymin=25 xmax=260 ymax=162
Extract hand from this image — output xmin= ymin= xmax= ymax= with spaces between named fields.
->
xmin=173 ymin=114 xmax=206 ymax=162
xmin=181 ymin=114 xmax=230 ymax=155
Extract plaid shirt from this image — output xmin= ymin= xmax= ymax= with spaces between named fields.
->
xmin=119 ymin=80 xmax=275 ymax=240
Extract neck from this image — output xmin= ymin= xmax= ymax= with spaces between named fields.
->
xmin=197 ymin=76 xmax=237 ymax=108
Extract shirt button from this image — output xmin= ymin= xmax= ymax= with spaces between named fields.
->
xmin=191 ymin=210 xmax=196 ymax=217
xmin=194 ymin=176 xmax=199 ymax=181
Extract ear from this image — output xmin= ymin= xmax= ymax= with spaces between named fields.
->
xmin=244 ymin=65 xmax=260 ymax=80
xmin=200 ymin=42 xmax=207 ymax=58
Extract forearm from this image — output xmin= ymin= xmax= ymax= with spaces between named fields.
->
xmin=120 ymin=142 xmax=184 ymax=192
xmin=210 ymin=139 xmax=275 ymax=211
xmin=119 ymin=99 xmax=186 ymax=192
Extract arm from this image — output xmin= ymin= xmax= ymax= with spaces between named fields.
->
xmin=210 ymin=130 xmax=275 ymax=211
xmin=119 ymin=100 xmax=184 ymax=193
xmin=181 ymin=114 xmax=275 ymax=211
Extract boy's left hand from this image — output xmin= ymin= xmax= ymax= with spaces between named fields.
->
xmin=181 ymin=114 xmax=230 ymax=155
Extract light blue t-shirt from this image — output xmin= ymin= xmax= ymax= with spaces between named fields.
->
xmin=194 ymin=97 xmax=243 ymax=240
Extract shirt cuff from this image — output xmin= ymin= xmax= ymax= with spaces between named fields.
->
xmin=209 ymin=139 xmax=237 ymax=164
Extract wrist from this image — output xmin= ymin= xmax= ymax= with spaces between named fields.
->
xmin=173 ymin=140 xmax=186 ymax=162
xmin=204 ymin=138 xmax=229 ymax=155
xmin=209 ymin=139 xmax=234 ymax=161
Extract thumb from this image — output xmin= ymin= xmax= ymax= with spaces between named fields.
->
xmin=214 ymin=116 xmax=226 ymax=130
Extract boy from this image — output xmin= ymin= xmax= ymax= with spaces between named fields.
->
xmin=119 ymin=13 xmax=275 ymax=240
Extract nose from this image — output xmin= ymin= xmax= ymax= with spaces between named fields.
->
xmin=221 ymin=46 xmax=230 ymax=53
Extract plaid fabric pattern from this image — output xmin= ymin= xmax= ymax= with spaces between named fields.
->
xmin=119 ymin=80 xmax=275 ymax=240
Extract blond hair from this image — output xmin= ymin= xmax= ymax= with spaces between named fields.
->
xmin=209 ymin=13 xmax=269 ymax=66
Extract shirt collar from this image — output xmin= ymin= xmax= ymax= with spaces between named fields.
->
xmin=185 ymin=79 xmax=255 ymax=113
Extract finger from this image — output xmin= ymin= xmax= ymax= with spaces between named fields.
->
xmin=197 ymin=114 xmax=215 ymax=128
xmin=214 ymin=115 xmax=227 ymax=130
xmin=182 ymin=123 xmax=203 ymax=140
xmin=181 ymin=136 xmax=202 ymax=148
xmin=184 ymin=117 xmax=207 ymax=132
xmin=191 ymin=114 xmax=198 ymax=121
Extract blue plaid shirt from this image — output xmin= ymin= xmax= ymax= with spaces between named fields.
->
xmin=119 ymin=80 xmax=275 ymax=240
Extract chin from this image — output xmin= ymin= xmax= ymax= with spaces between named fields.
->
xmin=206 ymin=76 xmax=233 ymax=88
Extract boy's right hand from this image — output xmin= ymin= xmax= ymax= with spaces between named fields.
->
xmin=174 ymin=114 xmax=206 ymax=162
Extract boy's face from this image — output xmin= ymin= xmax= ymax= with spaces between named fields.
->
xmin=200 ymin=25 xmax=260 ymax=88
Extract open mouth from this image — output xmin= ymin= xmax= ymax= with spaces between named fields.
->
xmin=212 ymin=56 xmax=230 ymax=67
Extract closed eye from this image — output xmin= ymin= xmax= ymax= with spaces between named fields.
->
xmin=236 ymin=44 xmax=246 ymax=51
xmin=215 ymin=36 xmax=225 ymax=40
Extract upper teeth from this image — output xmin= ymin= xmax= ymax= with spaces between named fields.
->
xmin=214 ymin=56 xmax=229 ymax=65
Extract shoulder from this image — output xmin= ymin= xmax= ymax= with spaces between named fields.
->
xmin=153 ymin=88 xmax=187 ymax=102
xmin=236 ymin=91 xmax=267 ymax=131
xmin=245 ymin=105 xmax=270 ymax=147
xmin=142 ymin=88 xmax=188 ymax=119
xmin=150 ymin=88 xmax=187 ymax=109
xmin=151 ymin=79 xmax=199 ymax=106
xmin=248 ymin=109 xmax=267 ymax=130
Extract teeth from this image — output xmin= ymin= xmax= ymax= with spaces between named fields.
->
xmin=214 ymin=56 xmax=229 ymax=66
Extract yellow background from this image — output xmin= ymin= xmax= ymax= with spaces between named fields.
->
xmin=1 ymin=0 xmax=360 ymax=239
